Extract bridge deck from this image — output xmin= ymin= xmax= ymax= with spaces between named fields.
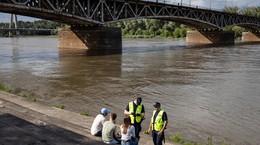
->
xmin=0 ymin=0 xmax=259 ymax=30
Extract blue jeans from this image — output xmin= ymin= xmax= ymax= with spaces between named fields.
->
xmin=121 ymin=138 xmax=138 ymax=145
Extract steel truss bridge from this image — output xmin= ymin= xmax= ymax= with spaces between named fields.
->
xmin=0 ymin=0 xmax=260 ymax=31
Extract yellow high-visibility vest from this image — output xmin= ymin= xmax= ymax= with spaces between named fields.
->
xmin=129 ymin=102 xmax=142 ymax=124
xmin=151 ymin=110 xmax=165 ymax=131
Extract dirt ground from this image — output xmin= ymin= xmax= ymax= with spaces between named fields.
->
xmin=0 ymin=91 xmax=177 ymax=145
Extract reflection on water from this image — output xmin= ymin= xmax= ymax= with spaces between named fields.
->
xmin=0 ymin=37 xmax=260 ymax=144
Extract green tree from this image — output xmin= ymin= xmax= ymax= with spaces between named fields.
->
xmin=135 ymin=28 xmax=143 ymax=35
xmin=232 ymin=26 xmax=245 ymax=38
xmin=240 ymin=6 xmax=260 ymax=16
xmin=223 ymin=6 xmax=239 ymax=14
xmin=173 ymin=28 xmax=181 ymax=38
xmin=180 ymin=28 xmax=187 ymax=38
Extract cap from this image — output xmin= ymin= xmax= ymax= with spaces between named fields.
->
xmin=136 ymin=97 xmax=142 ymax=105
xmin=153 ymin=102 xmax=161 ymax=108
xmin=101 ymin=108 xmax=110 ymax=114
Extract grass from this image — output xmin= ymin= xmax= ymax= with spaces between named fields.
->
xmin=18 ymin=91 xmax=37 ymax=102
xmin=80 ymin=111 xmax=89 ymax=116
xmin=0 ymin=82 xmax=66 ymax=110
xmin=0 ymin=82 xmax=13 ymax=93
xmin=54 ymin=104 xmax=65 ymax=109
xmin=1 ymin=81 xmax=38 ymax=102
xmin=168 ymin=133 xmax=231 ymax=145
xmin=169 ymin=133 xmax=185 ymax=144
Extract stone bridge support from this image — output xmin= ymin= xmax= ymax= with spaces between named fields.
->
xmin=242 ymin=32 xmax=260 ymax=42
xmin=58 ymin=27 xmax=122 ymax=56
xmin=186 ymin=30 xmax=235 ymax=44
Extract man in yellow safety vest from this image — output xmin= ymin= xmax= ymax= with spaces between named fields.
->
xmin=124 ymin=97 xmax=145 ymax=140
xmin=148 ymin=102 xmax=168 ymax=145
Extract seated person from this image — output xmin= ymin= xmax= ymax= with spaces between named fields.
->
xmin=102 ymin=113 xmax=121 ymax=144
xmin=91 ymin=108 xmax=110 ymax=136
xmin=120 ymin=116 xmax=138 ymax=145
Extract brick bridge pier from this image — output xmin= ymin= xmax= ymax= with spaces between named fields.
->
xmin=186 ymin=30 xmax=235 ymax=44
xmin=58 ymin=28 xmax=260 ymax=55
xmin=242 ymin=32 xmax=260 ymax=42
xmin=58 ymin=27 xmax=122 ymax=56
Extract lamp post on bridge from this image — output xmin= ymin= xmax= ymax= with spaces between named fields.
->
xmin=174 ymin=0 xmax=183 ymax=6
xmin=180 ymin=0 xmax=201 ymax=6
xmin=187 ymin=0 xmax=200 ymax=7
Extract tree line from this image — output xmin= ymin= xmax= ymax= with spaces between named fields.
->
xmin=0 ymin=6 xmax=259 ymax=38
xmin=222 ymin=6 xmax=260 ymax=38
xmin=0 ymin=20 xmax=63 ymax=36
xmin=107 ymin=19 xmax=188 ymax=38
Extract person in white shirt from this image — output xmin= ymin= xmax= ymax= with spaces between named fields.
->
xmin=91 ymin=108 xmax=110 ymax=136
xmin=120 ymin=116 xmax=138 ymax=145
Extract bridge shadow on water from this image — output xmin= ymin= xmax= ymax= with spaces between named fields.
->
xmin=0 ymin=113 xmax=106 ymax=145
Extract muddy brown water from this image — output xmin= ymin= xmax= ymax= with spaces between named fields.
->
xmin=0 ymin=37 xmax=260 ymax=144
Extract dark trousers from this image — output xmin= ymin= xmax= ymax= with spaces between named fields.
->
xmin=152 ymin=130 xmax=164 ymax=145
xmin=133 ymin=123 xmax=142 ymax=140
xmin=93 ymin=130 xmax=102 ymax=137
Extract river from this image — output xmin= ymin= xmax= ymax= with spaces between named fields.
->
xmin=0 ymin=37 xmax=260 ymax=144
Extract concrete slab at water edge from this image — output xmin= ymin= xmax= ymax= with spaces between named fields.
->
xmin=0 ymin=91 xmax=178 ymax=145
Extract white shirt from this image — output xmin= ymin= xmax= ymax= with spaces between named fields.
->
xmin=120 ymin=125 xmax=135 ymax=141
xmin=91 ymin=114 xmax=106 ymax=135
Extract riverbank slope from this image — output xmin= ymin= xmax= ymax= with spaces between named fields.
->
xmin=0 ymin=91 xmax=177 ymax=145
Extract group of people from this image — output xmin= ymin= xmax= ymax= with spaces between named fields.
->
xmin=90 ymin=97 xmax=168 ymax=145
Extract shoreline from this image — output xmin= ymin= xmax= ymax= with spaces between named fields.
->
xmin=0 ymin=91 xmax=177 ymax=145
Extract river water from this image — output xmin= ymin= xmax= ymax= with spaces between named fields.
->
xmin=0 ymin=37 xmax=260 ymax=144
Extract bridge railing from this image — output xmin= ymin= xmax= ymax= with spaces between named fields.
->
xmin=140 ymin=0 xmax=225 ymax=12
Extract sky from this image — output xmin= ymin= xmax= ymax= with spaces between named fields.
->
xmin=175 ymin=0 xmax=260 ymax=9
xmin=0 ymin=0 xmax=260 ymax=23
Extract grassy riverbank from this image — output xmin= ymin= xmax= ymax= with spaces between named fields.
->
xmin=0 ymin=84 xmax=177 ymax=145
xmin=0 ymin=81 xmax=232 ymax=145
